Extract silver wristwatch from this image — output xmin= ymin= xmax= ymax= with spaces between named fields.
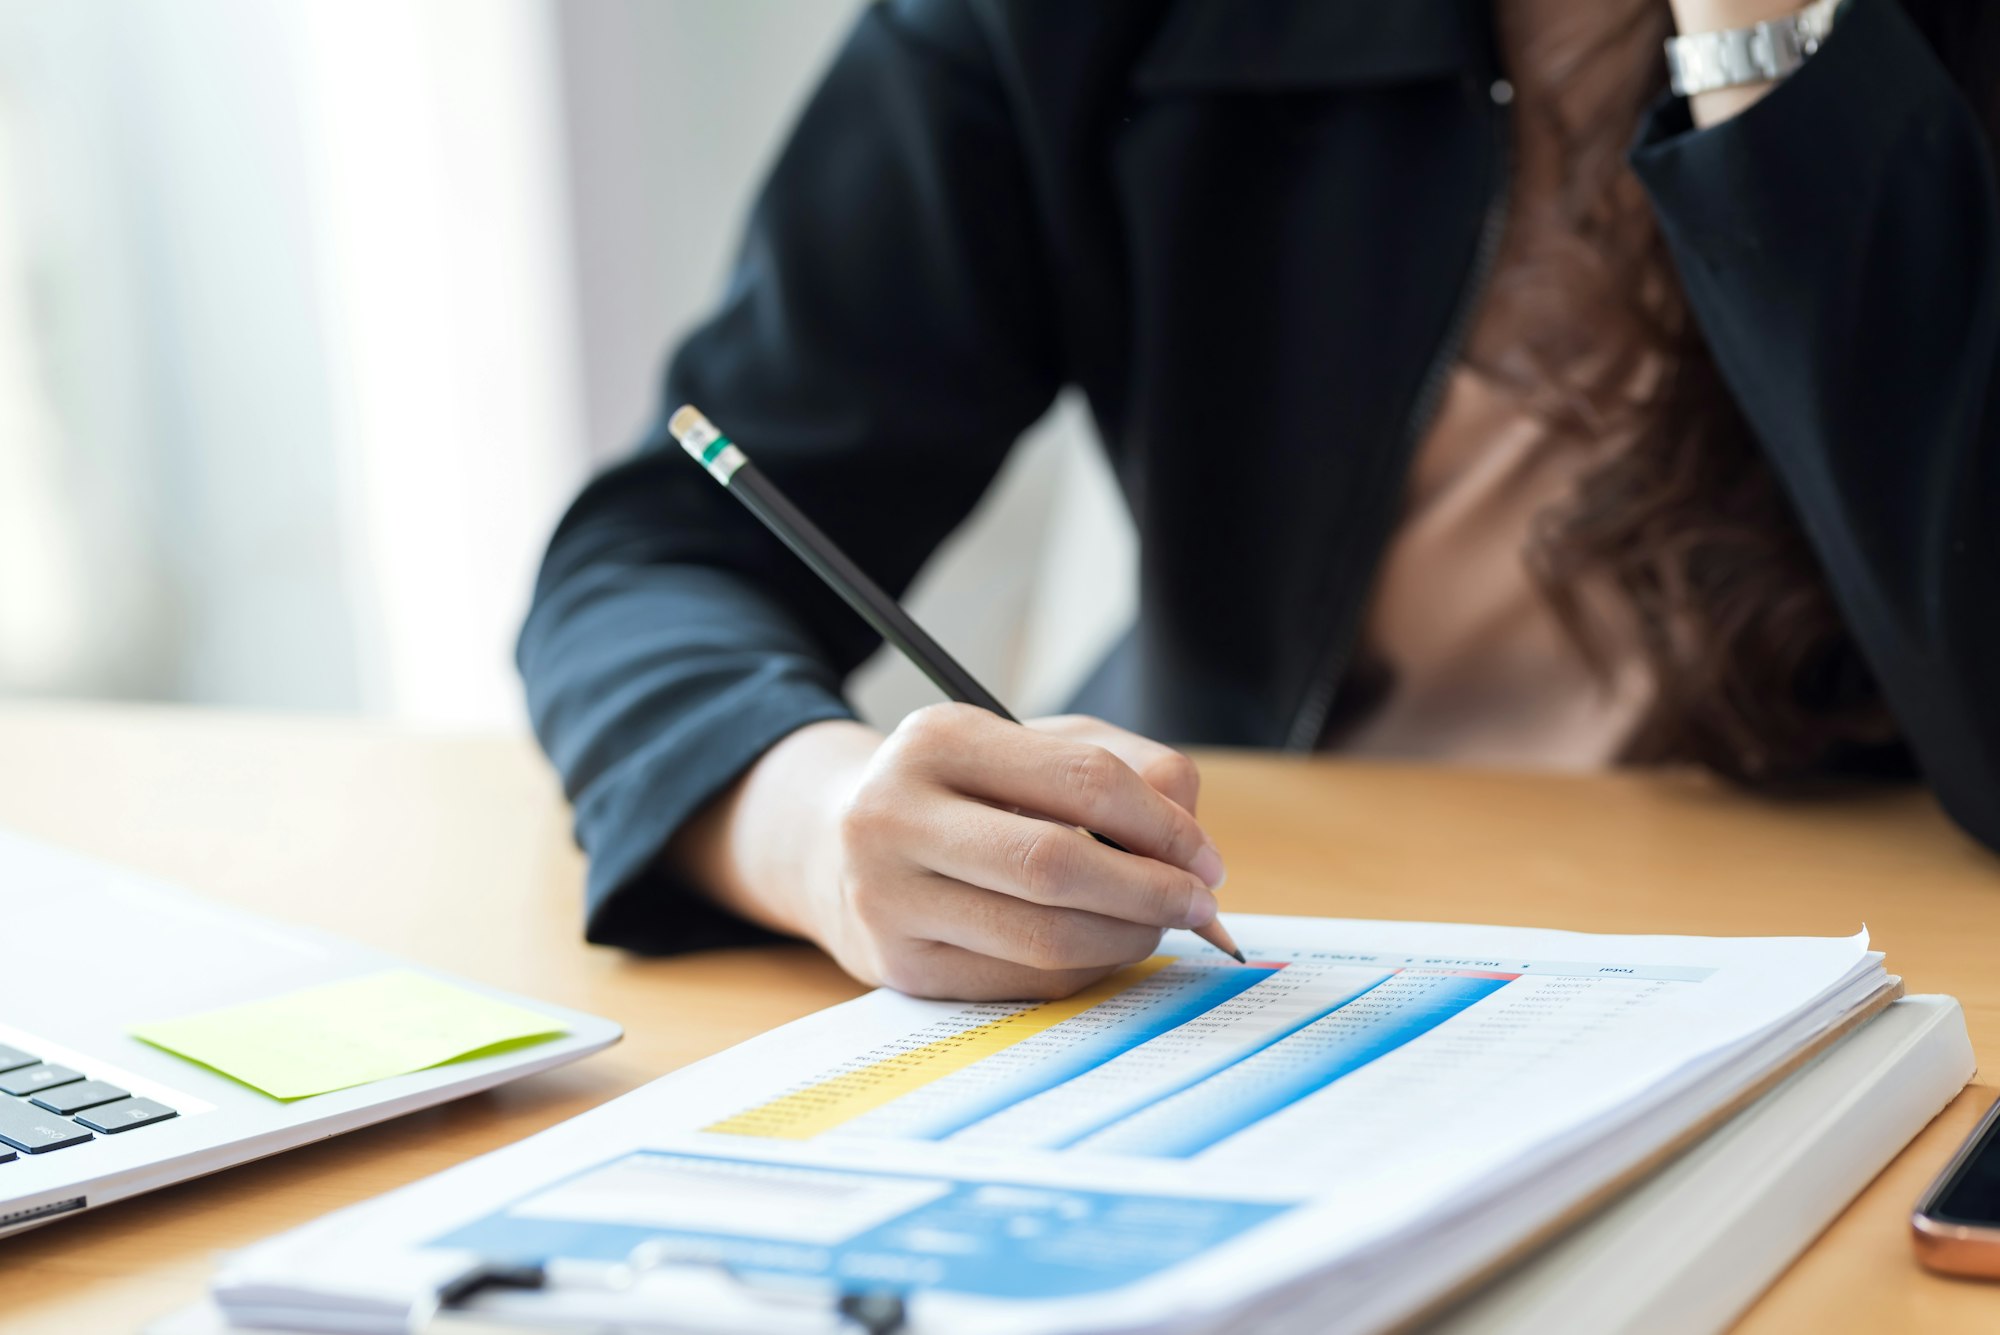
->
xmin=1664 ymin=0 xmax=1843 ymax=97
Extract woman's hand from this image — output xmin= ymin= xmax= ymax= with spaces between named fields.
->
xmin=674 ymin=705 xmax=1227 ymax=1000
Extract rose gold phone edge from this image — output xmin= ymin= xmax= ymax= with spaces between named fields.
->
xmin=1912 ymin=1093 xmax=2000 ymax=1278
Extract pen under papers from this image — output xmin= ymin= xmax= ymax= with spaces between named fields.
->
xmin=668 ymin=403 xmax=1245 ymax=966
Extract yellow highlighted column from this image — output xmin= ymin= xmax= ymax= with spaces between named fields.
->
xmin=705 ymin=956 xmax=1176 ymax=1140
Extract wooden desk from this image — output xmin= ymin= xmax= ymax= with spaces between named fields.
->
xmin=2 ymin=702 xmax=1997 ymax=1332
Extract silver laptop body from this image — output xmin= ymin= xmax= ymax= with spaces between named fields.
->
xmin=0 ymin=828 xmax=621 ymax=1237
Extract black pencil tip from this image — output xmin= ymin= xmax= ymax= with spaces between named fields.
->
xmin=1229 ymin=948 xmax=1248 ymax=964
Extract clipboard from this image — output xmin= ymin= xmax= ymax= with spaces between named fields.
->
xmin=422 ymin=1251 xmax=909 ymax=1334
xmin=151 ymin=1248 xmax=908 ymax=1335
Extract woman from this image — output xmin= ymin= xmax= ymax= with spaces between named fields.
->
xmin=520 ymin=0 xmax=2000 ymax=1000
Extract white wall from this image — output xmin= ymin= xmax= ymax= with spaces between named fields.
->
xmin=0 ymin=0 xmax=360 ymax=708
xmin=291 ymin=0 xmax=586 ymax=723
xmin=0 ymin=0 xmax=585 ymax=723
xmin=0 ymin=0 xmax=1136 ymax=729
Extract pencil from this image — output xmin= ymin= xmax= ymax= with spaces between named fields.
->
xmin=668 ymin=404 xmax=1245 ymax=965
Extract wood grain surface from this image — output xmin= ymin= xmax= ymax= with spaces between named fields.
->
xmin=1 ymin=701 xmax=1995 ymax=1331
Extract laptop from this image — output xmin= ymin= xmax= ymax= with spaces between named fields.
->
xmin=0 ymin=827 xmax=621 ymax=1238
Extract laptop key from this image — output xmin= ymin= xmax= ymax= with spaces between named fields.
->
xmin=0 ymin=1065 xmax=83 ymax=1097
xmin=0 ymin=1043 xmax=38 ymax=1074
xmin=0 ymin=1146 xmax=15 ymax=1164
xmin=0 ymin=1096 xmax=94 ymax=1152
xmin=31 ymin=1080 xmax=130 ymax=1116
xmin=75 ymin=1098 xmax=177 ymax=1134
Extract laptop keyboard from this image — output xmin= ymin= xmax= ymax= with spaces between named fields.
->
xmin=0 ymin=1041 xmax=177 ymax=1161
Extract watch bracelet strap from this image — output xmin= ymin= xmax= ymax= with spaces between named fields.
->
xmin=1665 ymin=0 xmax=1843 ymax=98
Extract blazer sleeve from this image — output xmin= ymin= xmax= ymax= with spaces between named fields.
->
xmin=1629 ymin=0 xmax=2000 ymax=850
xmin=518 ymin=0 xmax=1062 ymax=952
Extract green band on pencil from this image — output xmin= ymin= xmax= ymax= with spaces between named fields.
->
xmin=701 ymin=435 xmax=734 ymax=466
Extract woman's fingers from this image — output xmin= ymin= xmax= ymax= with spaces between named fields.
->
xmin=834 ymin=704 xmax=1229 ymax=1001
xmin=878 ymin=938 xmax=1127 ymax=1003
xmin=889 ymin=705 xmax=1224 ymax=886
xmin=1026 ymin=715 xmax=1203 ymax=817
xmin=866 ymin=874 xmax=1165 ymax=976
xmin=910 ymin=803 xmax=1217 ymax=928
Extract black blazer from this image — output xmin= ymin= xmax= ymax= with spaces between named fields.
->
xmin=519 ymin=0 xmax=2000 ymax=953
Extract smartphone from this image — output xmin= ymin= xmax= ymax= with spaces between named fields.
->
xmin=1913 ymin=1095 xmax=2000 ymax=1278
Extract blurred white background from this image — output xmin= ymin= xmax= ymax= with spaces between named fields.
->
xmin=0 ymin=0 xmax=1136 ymax=731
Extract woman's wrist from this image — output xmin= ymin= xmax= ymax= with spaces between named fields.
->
xmin=671 ymin=718 xmax=884 ymax=944
xmin=1666 ymin=0 xmax=1817 ymax=127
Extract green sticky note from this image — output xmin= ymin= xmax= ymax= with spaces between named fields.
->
xmin=131 ymin=969 xmax=568 ymax=1100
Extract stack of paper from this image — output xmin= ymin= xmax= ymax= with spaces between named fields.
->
xmin=199 ymin=918 xmax=1913 ymax=1334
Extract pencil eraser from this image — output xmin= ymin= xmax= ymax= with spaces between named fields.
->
xmin=668 ymin=404 xmax=716 ymax=454
xmin=668 ymin=404 xmax=746 ymax=483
